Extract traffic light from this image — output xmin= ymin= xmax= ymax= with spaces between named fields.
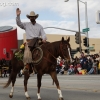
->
xmin=76 ymin=47 xmax=82 ymax=52
xmin=83 ymin=37 xmax=87 ymax=47
xmin=71 ymin=49 xmax=78 ymax=58
xmin=75 ymin=32 xmax=79 ymax=44
xmin=85 ymin=49 xmax=89 ymax=53
xmin=77 ymin=47 xmax=80 ymax=52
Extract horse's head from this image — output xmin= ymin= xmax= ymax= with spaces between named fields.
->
xmin=59 ymin=37 xmax=72 ymax=63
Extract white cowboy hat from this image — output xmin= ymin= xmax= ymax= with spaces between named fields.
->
xmin=26 ymin=11 xmax=39 ymax=19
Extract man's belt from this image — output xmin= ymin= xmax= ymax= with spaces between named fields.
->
xmin=27 ymin=39 xmax=33 ymax=42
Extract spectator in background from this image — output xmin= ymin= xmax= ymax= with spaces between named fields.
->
xmin=82 ymin=61 xmax=88 ymax=71
xmin=67 ymin=63 xmax=75 ymax=75
xmin=77 ymin=63 xmax=82 ymax=74
xmin=93 ymin=60 xmax=97 ymax=74
xmin=59 ymin=58 xmax=65 ymax=74
xmin=56 ymin=56 xmax=61 ymax=74
xmin=80 ymin=55 xmax=88 ymax=69
xmin=97 ymin=60 xmax=100 ymax=74
xmin=74 ymin=63 xmax=79 ymax=74
xmin=80 ymin=52 xmax=84 ymax=57
xmin=3 ymin=68 xmax=7 ymax=77
xmin=87 ymin=58 xmax=93 ymax=72
xmin=74 ymin=56 xmax=79 ymax=64
xmin=88 ymin=59 xmax=97 ymax=74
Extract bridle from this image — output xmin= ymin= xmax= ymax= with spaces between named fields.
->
xmin=60 ymin=41 xmax=71 ymax=57
xmin=59 ymin=42 xmax=66 ymax=59
xmin=59 ymin=42 xmax=72 ymax=62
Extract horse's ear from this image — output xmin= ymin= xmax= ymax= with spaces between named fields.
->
xmin=67 ymin=37 xmax=70 ymax=42
xmin=62 ymin=37 xmax=64 ymax=42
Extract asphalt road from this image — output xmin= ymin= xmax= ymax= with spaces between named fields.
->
xmin=0 ymin=74 xmax=100 ymax=100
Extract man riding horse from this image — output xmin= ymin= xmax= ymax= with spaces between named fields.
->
xmin=16 ymin=8 xmax=47 ymax=73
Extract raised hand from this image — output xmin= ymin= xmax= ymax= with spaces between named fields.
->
xmin=16 ymin=8 xmax=21 ymax=16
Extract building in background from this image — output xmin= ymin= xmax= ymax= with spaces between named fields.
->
xmin=0 ymin=26 xmax=18 ymax=60
xmin=46 ymin=34 xmax=100 ymax=57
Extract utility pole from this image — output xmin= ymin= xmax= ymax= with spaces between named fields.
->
xmin=85 ymin=2 xmax=89 ymax=54
xmin=77 ymin=0 xmax=82 ymax=52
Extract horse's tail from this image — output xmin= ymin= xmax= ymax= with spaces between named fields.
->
xmin=3 ymin=76 xmax=11 ymax=88
xmin=3 ymin=72 xmax=13 ymax=88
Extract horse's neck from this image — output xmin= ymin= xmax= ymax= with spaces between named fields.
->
xmin=50 ymin=41 xmax=60 ymax=57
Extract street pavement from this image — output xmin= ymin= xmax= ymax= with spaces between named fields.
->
xmin=0 ymin=74 xmax=100 ymax=100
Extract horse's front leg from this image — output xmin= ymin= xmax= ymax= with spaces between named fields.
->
xmin=50 ymin=71 xmax=64 ymax=100
xmin=37 ymin=73 xmax=42 ymax=100
xmin=24 ymin=71 xmax=30 ymax=100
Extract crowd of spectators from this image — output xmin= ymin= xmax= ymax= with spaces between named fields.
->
xmin=56 ymin=52 xmax=100 ymax=75
xmin=0 ymin=58 xmax=12 ymax=77
xmin=1 ymin=52 xmax=100 ymax=77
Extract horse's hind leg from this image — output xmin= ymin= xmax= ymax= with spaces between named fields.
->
xmin=50 ymin=71 xmax=64 ymax=100
xmin=24 ymin=71 xmax=30 ymax=100
xmin=37 ymin=73 xmax=42 ymax=100
xmin=9 ymin=72 xmax=17 ymax=98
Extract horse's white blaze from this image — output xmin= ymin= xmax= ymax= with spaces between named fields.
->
xmin=68 ymin=47 xmax=72 ymax=62
xmin=58 ymin=89 xmax=63 ymax=98
xmin=37 ymin=93 xmax=41 ymax=99
xmin=10 ymin=86 xmax=14 ymax=96
xmin=25 ymin=92 xmax=29 ymax=97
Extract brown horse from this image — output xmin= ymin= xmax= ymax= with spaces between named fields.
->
xmin=3 ymin=37 xmax=72 ymax=100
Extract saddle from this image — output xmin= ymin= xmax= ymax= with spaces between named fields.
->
xmin=15 ymin=38 xmax=43 ymax=64
xmin=28 ymin=37 xmax=42 ymax=51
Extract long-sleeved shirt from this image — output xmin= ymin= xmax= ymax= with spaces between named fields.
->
xmin=16 ymin=15 xmax=47 ymax=40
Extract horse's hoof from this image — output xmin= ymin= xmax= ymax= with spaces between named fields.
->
xmin=59 ymin=97 xmax=64 ymax=100
xmin=26 ymin=97 xmax=31 ymax=100
xmin=9 ymin=95 xmax=13 ymax=98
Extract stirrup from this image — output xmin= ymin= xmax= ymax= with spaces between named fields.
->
xmin=22 ymin=68 xmax=29 ymax=74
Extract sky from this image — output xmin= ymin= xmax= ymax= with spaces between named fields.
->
xmin=0 ymin=0 xmax=100 ymax=40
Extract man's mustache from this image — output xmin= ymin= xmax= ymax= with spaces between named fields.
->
xmin=30 ymin=19 xmax=35 ymax=22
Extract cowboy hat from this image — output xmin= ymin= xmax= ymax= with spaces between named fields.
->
xmin=26 ymin=11 xmax=39 ymax=19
